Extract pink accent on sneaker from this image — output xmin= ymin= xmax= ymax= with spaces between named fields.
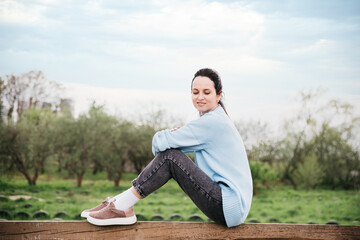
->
xmin=87 ymin=202 xmax=137 ymax=226
xmin=81 ymin=197 xmax=111 ymax=218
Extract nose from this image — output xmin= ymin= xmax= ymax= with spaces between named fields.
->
xmin=198 ymin=93 xmax=205 ymax=100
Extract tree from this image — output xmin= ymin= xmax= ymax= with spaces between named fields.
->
xmin=313 ymin=124 xmax=360 ymax=189
xmin=127 ymin=106 xmax=179 ymax=174
xmin=101 ymin=120 xmax=134 ymax=187
xmin=235 ymin=120 xmax=270 ymax=152
xmin=53 ymin=103 xmax=127 ymax=187
xmin=126 ymin=124 xmax=155 ymax=174
xmin=2 ymin=74 xmax=24 ymax=121
xmin=0 ymin=78 xmax=5 ymax=122
xmin=136 ymin=106 xmax=184 ymax=131
xmin=0 ymin=120 xmax=14 ymax=175
xmin=1 ymin=71 xmax=62 ymax=123
xmin=278 ymin=89 xmax=359 ymax=189
xmin=0 ymin=79 xmax=8 ymax=174
xmin=57 ymin=111 xmax=94 ymax=187
xmin=86 ymin=106 xmax=132 ymax=187
xmin=0 ymin=71 xmax=63 ymax=179
xmin=1 ymin=108 xmax=56 ymax=185
xmin=279 ymin=90 xmax=322 ymax=188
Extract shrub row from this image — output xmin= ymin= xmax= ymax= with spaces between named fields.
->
xmin=2 ymin=209 xmax=357 ymax=225
xmin=0 ymin=209 xmax=206 ymax=222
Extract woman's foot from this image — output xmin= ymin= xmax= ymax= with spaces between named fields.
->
xmin=87 ymin=202 xmax=137 ymax=226
xmin=81 ymin=197 xmax=112 ymax=218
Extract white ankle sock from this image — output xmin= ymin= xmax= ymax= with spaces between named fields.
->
xmin=113 ymin=188 xmax=140 ymax=211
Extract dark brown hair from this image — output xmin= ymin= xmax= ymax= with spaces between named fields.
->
xmin=191 ymin=68 xmax=228 ymax=116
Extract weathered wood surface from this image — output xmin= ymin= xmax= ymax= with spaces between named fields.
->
xmin=0 ymin=221 xmax=359 ymax=240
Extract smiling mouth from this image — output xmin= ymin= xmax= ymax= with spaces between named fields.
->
xmin=197 ymin=102 xmax=206 ymax=106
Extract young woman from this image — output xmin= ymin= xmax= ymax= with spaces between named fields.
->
xmin=81 ymin=68 xmax=253 ymax=228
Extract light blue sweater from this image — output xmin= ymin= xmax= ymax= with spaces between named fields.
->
xmin=152 ymin=106 xmax=253 ymax=227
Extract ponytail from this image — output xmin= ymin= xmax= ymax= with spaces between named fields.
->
xmin=219 ymin=99 xmax=229 ymax=116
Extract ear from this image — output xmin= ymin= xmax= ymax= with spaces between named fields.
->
xmin=217 ymin=90 xmax=223 ymax=102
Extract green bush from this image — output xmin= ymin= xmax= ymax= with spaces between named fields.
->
xmin=295 ymin=154 xmax=324 ymax=190
xmin=250 ymin=161 xmax=279 ymax=195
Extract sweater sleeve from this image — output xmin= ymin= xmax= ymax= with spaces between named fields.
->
xmin=152 ymin=117 xmax=209 ymax=156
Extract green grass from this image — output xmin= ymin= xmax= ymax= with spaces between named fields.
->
xmin=248 ymin=186 xmax=360 ymax=225
xmin=0 ymin=172 xmax=208 ymax=221
xmin=0 ymin=172 xmax=359 ymax=225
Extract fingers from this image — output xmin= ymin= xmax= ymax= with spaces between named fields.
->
xmin=171 ymin=126 xmax=181 ymax=132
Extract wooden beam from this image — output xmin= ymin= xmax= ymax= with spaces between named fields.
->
xmin=0 ymin=221 xmax=359 ymax=240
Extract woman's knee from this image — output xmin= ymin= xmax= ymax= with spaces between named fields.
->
xmin=158 ymin=149 xmax=189 ymax=164
xmin=162 ymin=149 xmax=196 ymax=171
xmin=161 ymin=148 xmax=182 ymax=155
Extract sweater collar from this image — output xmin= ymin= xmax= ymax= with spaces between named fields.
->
xmin=200 ymin=105 xmax=222 ymax=117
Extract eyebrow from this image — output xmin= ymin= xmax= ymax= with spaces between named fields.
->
xmin=192 ymin=88 xmax=212 ymax=91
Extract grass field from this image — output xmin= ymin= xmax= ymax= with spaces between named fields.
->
xmin=0 ymin=172 xmax=359 ymax=225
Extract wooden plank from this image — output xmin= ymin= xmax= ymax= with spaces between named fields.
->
xmin=0 ymin=221 xmax=359 ymax=240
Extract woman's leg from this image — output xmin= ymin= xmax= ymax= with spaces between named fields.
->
xmin=132 ymin=149 xmax=226 ymax=226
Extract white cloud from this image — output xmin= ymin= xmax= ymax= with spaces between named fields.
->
xmin=103 ymin=1 xmax=264 ymax=42
xmin=0 ymin=0 xmax=46 ymax=24
xmin=0 ymin=0 xmax=359 ymax=129
xmin=83 ymin=0 xmax=117 ymax=17
xmin=288 ymin=39 xmax=335 ymax=56
xmin=188 ymin=48 xmax=283 ymax=75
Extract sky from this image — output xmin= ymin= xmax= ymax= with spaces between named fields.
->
xmin=1 ymin=0 xmax=359 ymax=129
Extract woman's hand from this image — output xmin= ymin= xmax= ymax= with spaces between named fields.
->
xmin=171 ymin=126 xmax=181 ymax=132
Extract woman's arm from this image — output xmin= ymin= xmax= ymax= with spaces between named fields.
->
xmin=152 ymin=117 xmax=211 ymax=155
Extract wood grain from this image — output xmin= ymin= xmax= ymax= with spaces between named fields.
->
xmin=0 ymin=221 xmax=359 ymax=240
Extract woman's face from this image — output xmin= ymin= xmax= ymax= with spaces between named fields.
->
xmin=192 ymin=76 xmax=222 ymax=115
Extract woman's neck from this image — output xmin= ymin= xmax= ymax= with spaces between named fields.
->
xmin=199 ymin=105 xmax=220 ymax=116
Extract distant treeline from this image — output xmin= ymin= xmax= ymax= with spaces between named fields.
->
xmin=0 ymin=71 xmax=359 ymax=192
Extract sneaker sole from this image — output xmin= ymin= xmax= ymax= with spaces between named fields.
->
xmin=81 ymin=211 xmax=90 ymax=218
xmin=87 ymin=215 xmax=137 ymax=226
